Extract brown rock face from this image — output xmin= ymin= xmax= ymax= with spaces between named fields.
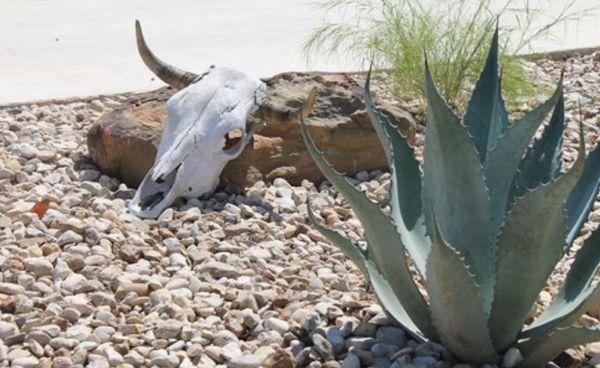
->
xmin=87 ymin=72 xmax=416 ymax=188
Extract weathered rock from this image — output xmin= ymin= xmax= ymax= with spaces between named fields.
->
xmin=87 ymin=72 xmax=417 ymax=188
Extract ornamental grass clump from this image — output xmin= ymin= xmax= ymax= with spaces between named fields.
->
xmin=301 ymin=28 xmax=600 ymax=366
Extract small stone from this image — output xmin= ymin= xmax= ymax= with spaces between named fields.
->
xmin=61 ymin=307 xmax=81 ymax=322
xmin=169 ymin=253 xmax=188 ymax=267
xmin=312 ymin=333 xmax=334 ymax=360
xmin=265 ymin=317 xmax=290 ymax=334
xmin=0 ymin=282 xmax=24 ymax=295
xmin=371 ymin=342 xmax=400 ymax=358
xmin=213 ymin=330 xmax=239 ymax=347
xmin=326 ymin=327 xmax=344 ymax=353
xmin=24 ymin=257 xmax=53 ymax=277
xmin=103 ymin=346 xmax=124 ymax=366
xmin=0 ymin=168 xmax=14 ymax=181
xmin=59 ymin=217 xmax=87 ymax=233
xmin=228 ymin=354 xmax=264 ymax=368
xmin=376 ymin=327 xmax=406 ymax=346
xmin=585 ymin=342 xmax=600 ymax=356
xmin=18 ymin=143 xmax=38 ymax=159
xmin=124 ymin=350 xmax=145 ymax=367
xmin=118 ymin=244 xmax=141 ymax=263
xmin=12 ymin=356 xmax=39 ymax=368
xmin=62 ymin=273 xmax=88 ymax=292
xmin=79 ymin=169 xmax=100 ymax=181
xmin=154 ymin=320 xmax=182 ymax=339
xmin=0 ymin=321 xmax=18 ymax=340
xmin=158 ymin=208 xmax=174 ymax=224
xmin=0 ymin=214 xmax=12 ymax=228
xmin=345 ymin=337 xmax=376 ymax=351
xmin=149 ymin=352 xmax=179 ymax=368
xmin=52 ymin=356 xmax=73 ymax=368
xmin=341 ymin=352 xmax=361 ymax=368
xmin=502 ymin=347 xmax=523 ymax=368
xmin=263 ymin=348 xmax=295 ymax=368
xmin=197 ymin=261 xmax=241 ymax=278
xmin=36 ymin=150 xmax=56 ymax=162
xmin=58 ymin=230 xmax=83 ymax=245
xmin=413 ymin=355 xmax=437 ymax=366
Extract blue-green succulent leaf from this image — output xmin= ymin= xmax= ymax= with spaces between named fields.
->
xmin=306 ymin=201 xmax=425 ymax=337
xmin=463 ymin=26 xmax=509 ymax=162
xmin=364 ymin=258 xmax=424 ymax=339
xmin=423 ymin=60 xmax=494 ymax=312
xmin=426 ymin=220 xmax=499 ymax=364
xmin=490 ymin=134 xmax=586 ymax=352
xmin=518 ymin=326 xmax=600 ymax=368
xmin=306 ymin=200 xmax=368 ymax=277
xmin=365 ymin=70 xmax=430 ymax=274
xmin=566 ymin=142 xmax=600 ymax=246
xmin=511 ymin=91 xmax=564 ymax=199
xmin=485 ymin=78 xmax=563 ymax=240
xmin=522 ymin=226 xmax=600 ymax=338
xmin=365 ymin=66 xmax=392 ymax=162
xmin=301 ymin=122 xmax=437 ymax=339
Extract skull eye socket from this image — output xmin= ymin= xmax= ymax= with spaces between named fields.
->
xmin=223 ymin=128 xmax=244 ymax=151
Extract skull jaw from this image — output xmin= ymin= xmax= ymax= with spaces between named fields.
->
xmin=129 ymin=159 xmax=226 ymax=219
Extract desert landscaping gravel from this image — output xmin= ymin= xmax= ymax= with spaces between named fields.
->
xmin=0 ymin=53 xmax=599 ymax=368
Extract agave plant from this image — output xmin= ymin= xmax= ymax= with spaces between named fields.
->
xmin=301 ymin=28 xmax=600 ymax=367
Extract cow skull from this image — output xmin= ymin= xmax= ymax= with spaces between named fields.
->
xmin=129 ymin=21 xmax=267 ymax=218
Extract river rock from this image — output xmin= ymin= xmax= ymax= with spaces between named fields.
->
xmin=87 ymin=72 xmax=417 ymax=188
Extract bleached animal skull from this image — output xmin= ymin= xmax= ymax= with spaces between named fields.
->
xmin=129 ymin=21 xmax=267 ymax=218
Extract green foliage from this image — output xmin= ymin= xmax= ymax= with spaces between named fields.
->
xmin=302 ymin=28 xmax=600 ymax=365
xmin=302 ymin=0 xmax=593 ymax=107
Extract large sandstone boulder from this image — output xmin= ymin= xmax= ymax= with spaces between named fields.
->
xmin=87 ymin=72 xmax=417 ymax=188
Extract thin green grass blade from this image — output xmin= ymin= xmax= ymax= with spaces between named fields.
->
xmin=301 ymin=122 xmax=437 ymax=339
xmin=423 ymin=60 xmax=494 ymax=312
xmin=518 ymin=326 xmax=600 ymax=368
xmin=426 ymin=221 xmax=499 ymax=364
xmin=490 ymin=133 xmax=586 ymax=351
xmin=566 ymin=143 xmax=600 ymax=247
xmin=485 ymin=78 xmax=563 ymax=240
xmin=521 ymin=227 xmax=600 ymax=338
xmin=511 ymin=91 xmax=564 ymax=199
xmin=463 ymin=26 xmax=509 ymax=162
xmin=365 ymin=70 xmax=430 ymax=274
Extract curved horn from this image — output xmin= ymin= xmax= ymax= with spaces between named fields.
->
xmin=135 ymin=20 xmax=199 ymax=90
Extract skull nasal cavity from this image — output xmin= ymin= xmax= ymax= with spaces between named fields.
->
xmin=223 ymin=129 xmax=244 ymax=151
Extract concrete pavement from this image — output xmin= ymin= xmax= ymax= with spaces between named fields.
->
xmin=1 ymin=0 xmax=598 ymax=104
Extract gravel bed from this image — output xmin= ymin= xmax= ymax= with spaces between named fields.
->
xmin=0 ymin=53 xmax=599 ymax=368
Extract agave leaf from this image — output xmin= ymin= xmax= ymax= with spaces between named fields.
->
xmin=426 ymin=220 xmax=499 ymax=364
xmin=423 ymin=59 xmax=494 ymax=311
xmin=511 ymin=91 xmax=564 ymax=199
xmin=518 ymin=326 xmax=600 ymax=368
xmin=489 ymin=132 xmax=587 ymax=352
xmin=364 ymin=258 xmax=426 ymax=340
xmin=485 ymin=77 xmax=563 ymax=240
xmin=364 ymin=66 xmax=392 ymax=162
xmin=365 ymin=70 xmax=430 ymax=274
xmin=463 ymin=26 xmax=509 ymax=162
xmin=306 ymin=200 xmax=368 ymax=277
xmin=521 ymin=226 xmax=600 ymax=338
xmin=566 ymin=143 xmax=600 ymax=247
xmin=306 ymin=201 xmax=425 ymax=338
xmin=301 ymin=122 xmax=437 ymax=339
